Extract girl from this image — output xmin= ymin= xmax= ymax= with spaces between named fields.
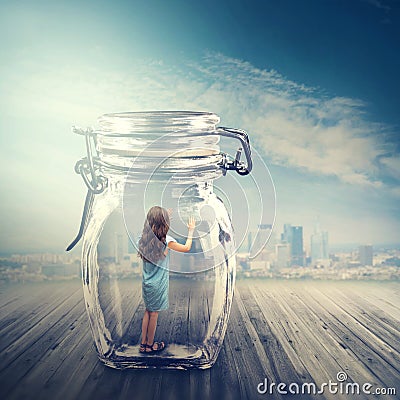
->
xmin=138 ymin=206 xmax=195 ymax=353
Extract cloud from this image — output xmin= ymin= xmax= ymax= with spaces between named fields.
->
xmin=362 ymin=0 xmax=391 ymax=12
xmin=175 ymin=54 xmax=397 ymax=191
xmin=2 ymin=52 xmax=399 ymax=195
xmin=380 ymin=157 xmax=400 ymax=179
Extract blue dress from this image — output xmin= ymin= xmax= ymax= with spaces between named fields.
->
xmin=141 ymin=234 xmax=176 ymax=312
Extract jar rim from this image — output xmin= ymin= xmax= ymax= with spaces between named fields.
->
xmin=97 ymin=111 xmax=220 ymax=134
xmin=99 ymin=110 xmax=219 ymax=120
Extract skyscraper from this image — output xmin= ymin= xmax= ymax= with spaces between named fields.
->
xmin=114 ymin=232 xmax=128 ymax=264
xmin=275 ymin=243 xmax=290 ymax=269
xmin=280 ymin=224 xmax=304 ymax=266
xmin=359 ymin=245 xmax=373 ymax=266
xmin=311 ymin=231 xmax=329 ymax=264
xmin=291 ymin=226 xmax=304 ymax=266
xmin=249 ymin=224 xmax=272 ymax=259
xmin=281 ymin=223 xmax=293 ymax=244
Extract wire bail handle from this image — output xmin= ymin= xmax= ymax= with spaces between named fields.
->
xmin=72 ymin=126 xmax=108 ymax=194
xmin=217 ymin=127 xmax=253 ymax=176
xmin=66 ymin=127 xmax=108 ymax=252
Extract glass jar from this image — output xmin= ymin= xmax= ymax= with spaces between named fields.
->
xmin=67 ymin=111 xmax=253 ymax=370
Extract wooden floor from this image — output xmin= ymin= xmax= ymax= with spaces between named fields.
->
xmin=0 ymin=279 xmax=399 ymax=400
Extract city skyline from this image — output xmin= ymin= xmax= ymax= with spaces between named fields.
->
xmin=1 ymin=1 xmax=399 ymax=253
xmin=0 ymin=219 xmax=393 ymax=257
xmin=3 ymin=226 xmax=399 ymax=283
xmin=2 ymin=207 xmax=398 ymax=281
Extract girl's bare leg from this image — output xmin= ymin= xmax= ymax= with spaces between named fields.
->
xmin=141 ymin=309 xmax=150 ymax=344
xmin=146 ymin=311 xmax=159 ymax=346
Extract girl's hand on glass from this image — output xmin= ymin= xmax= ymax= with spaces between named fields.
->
xmin=187 ymin=216 xmax=196 ymax=231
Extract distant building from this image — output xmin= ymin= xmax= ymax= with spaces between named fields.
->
xmin=311 ymin=231 xmax=329 ymax=264
xmin=281 ymin=223 xmax=293 ymax=244
xmin=280 ymin=224 xmax=304 ymax=266
xmin=41 ymin=263 xmax=80 ymax=278
xmin=114 ymin=233 xmax=129 ymax=264
xmin=169 ymin=237 xmax=212 ymax=273
xmin=291 ymin=226 xmax=304 ymax=266
xmin=248 ymin=260 xmax=270 ymax=272
xmin=275 ymin=243 xmax=290 ymax=269
xmin=359 ymin=245 xmax=373 ymax=266
xmin=97 ymin=213 xmax=129 ymax=263
xmin=249 ymin=224 xmax=273 ymax=258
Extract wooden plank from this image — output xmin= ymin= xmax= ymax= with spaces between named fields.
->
xmin=0 ymin=283 xmax=47 ymax=311
xmin=7 ymin=321 xmax=92 ymax=400
xmin=302 ymin=283 xmax=400 ymax=392
xmin=0 ymin=287 xmax=84 ymax=398
xmin=252 ymin=282 xmax=354 ymax=400
xmin=41 ymin=330 xmax=93 ymax=400
xmin=163 ymin=279 xmax=191 ymax=345
xmin=208 ymin=318 xmax=249 ymax=399
xmin=112 ymin=369 xmax=164 ymax=400
xmin=277 ymin=282 xmax=386 ymax=387
xmin=159 ymin=369 xmax=191 ymax=400
xmin=188 ymin=368 xmax=211 ymax=400
xmin=188 ymin=281 xmax=211 ymax=344
xmin=0 ymin=283 xmax=82 ymax=369
xmin=0 ymin=283 xmax=81 ymax=349
xmin=0 ymin=283 xmax=75 ymax=341
xmin=52 ymin=337 xmax=99 ymax=400
xmin=50 ymin=279 xmax=128 ymax=400
xmin=326 ymin=286 xmax=400 ymax=356
xmin=0 ymin=287 xmax=25 ymax=314
xmin=359 ymin=290 xmax=400 ymax=322
xmin=99 ymin=279 xmax=143 ymax=346
xmin=237 ymin=283 xmax=317 ymax=386
xmin=334 ymin=282 xmax=400 ymax=323
xmin=207 ymin=286 xmax=286 ymax=400
xmin=312 ymin=283 xmax=400 ymax=369
xmin=52 ymin=281 xmax=139 ymax=399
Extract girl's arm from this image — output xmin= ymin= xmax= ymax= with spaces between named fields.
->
xmin=168 ymin=216 xmax=195 ymax=253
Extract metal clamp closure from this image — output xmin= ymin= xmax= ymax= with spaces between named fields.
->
xmin=217 ymin=127 xmax=253 ymax=176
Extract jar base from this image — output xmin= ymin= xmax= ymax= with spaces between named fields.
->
xmin=98 ymin=343 xmax=217 ymax=370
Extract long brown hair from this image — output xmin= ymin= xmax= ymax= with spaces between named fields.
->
xmin=138 ymin=206 xmax=170 ymax=263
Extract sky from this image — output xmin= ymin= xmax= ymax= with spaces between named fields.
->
xmin=0 ymin=0 xmax=399 ymax=254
